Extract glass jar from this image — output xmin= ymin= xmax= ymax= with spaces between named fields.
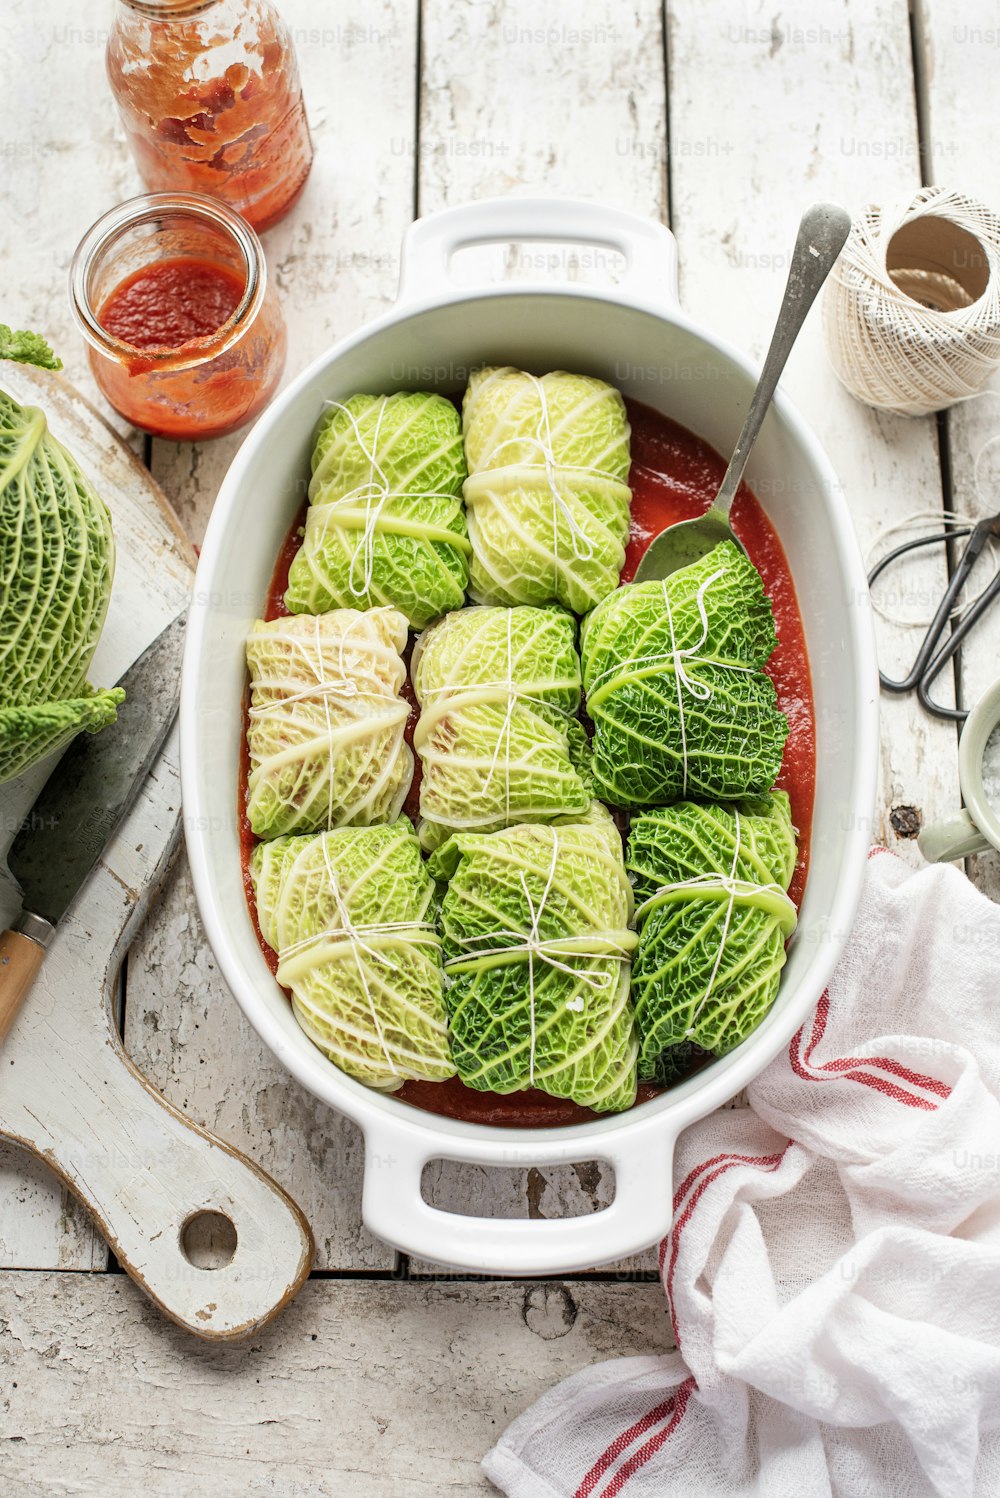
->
xmin=70 ymin=192 xmax=287 ymax=442
xmin=106 ymin=0 xmax=313 ymax=233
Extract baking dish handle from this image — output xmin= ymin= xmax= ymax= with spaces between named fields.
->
xmin=397 ymin=197 xmax=679 ymax=309
xmin=360 ymin=1118 xmax=677 ymax=1275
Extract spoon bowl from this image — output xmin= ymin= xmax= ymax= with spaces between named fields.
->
xmin=634 ymin=202 xmax=852 ymax=583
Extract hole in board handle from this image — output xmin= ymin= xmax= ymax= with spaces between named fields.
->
xmin=180 ymin=1209 xmax=238 ymax=1269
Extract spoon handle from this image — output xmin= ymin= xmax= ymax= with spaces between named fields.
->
xmin=713 ymin=202 xmax=852 ymax=518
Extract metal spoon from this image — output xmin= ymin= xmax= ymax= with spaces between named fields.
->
xmin=633 ymin=201 xmax=852 ymax=582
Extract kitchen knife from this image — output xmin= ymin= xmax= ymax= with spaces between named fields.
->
xmin=0 ymin=611 xmax=186 ymax=1045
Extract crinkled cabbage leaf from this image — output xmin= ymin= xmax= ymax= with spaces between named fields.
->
xmin=245 ymin=607 xmax=412 ymax=839
xmin=428 ymin=804 xmax=638 ymax=1112
xmin=253 ymin=821 xmax=454 ymax=1089
xmin=0 ymin=387 xmax=122 ymax=783
xmin=462 ymin=367 xmax=632 ymax=614
xmin=412 ymin=604 xmax=591 ymax=851
xmin=628 ymin=793 xmax=798 ymax=1080
xmin=582 ymin=540 xmax=789 ymax=806
xmin=284 ymin=393 xmax=470 ymax=629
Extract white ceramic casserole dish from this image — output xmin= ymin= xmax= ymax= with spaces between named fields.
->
xmin=181 ymin=198 xmax=878 ymax=1275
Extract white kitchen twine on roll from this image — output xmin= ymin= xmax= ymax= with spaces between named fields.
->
xmin=823 ymin=187 xmax=1000 ymax=416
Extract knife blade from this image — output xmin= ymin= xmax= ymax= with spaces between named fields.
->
xmin=0 ymin=611 xmax=186 ymax=1044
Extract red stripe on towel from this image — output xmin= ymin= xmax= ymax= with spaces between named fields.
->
xmin=790 ymin=994 xmax=950 ymax=1107
xmin=663 ymin=1149 xmax=790 ymax=1341
xmin=597 ymin=1377 xmax=696 ymax=1496
xmin=573 ymin=1395 xmax=677 ymax=1498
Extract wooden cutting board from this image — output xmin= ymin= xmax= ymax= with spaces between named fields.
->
xmin=0 ymin=363 xmax=313 ymax=1338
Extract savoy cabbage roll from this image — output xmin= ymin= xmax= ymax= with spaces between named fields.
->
xmin=581 ymin=540 xmax=789 ymax=806
xmin=428 ymin=804 xmax=639 ymax=1113
xmin=252 ymin=823 xmax=455 ymax=1090
xmin=284 ymin=392 xmax=471 ymax=629
xmin=462 ymin=367 xmax=633 ymax=613
xmin=411 ymin=603 xmax=591 ymax=851
xmin=627 ymin=794 xmax=798 ymax=1081
xmin=245 ymin=607 xmax=412 ymax=839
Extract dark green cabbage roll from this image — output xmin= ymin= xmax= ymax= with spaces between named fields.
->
xmin=627 ymin=793 xmax=798 ymax=1081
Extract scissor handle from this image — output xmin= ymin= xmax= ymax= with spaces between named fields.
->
xmin=918 ymin=568 xmax=1000 ymax=720
xmin=868 ymin=527 xmax=973 ymax=698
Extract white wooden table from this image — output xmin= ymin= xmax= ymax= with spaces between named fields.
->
xmin=2 ymin=1 xmax=998 ymax=1490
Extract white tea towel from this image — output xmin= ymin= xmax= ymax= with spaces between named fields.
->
xmin=483 ymin=852 xmax=1000 ymax=1498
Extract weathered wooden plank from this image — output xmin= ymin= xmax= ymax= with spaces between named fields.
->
xmin=123 ymin=0 xmax=421 ymax=1272
xmin=0 ymin=1 xmax=144 ymax=441
xmin=916 ymin=0 xmax=1000 ymax=901
xmin=0 ymin=1271 xmax=674 ymax=1495
xmin=413 ymin=0 xmax=667 ymax=1272
xmin=667 ymin=0 xmax=960 ymax=857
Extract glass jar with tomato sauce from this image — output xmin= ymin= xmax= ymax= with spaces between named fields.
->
xmin=106 ymin=0 xmax=313 ymax=233
xmin=70 ymin=192 xmax=287 ymax=441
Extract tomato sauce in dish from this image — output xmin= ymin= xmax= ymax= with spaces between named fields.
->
xmin=239 ymin=399 xmax=816 ymax=1127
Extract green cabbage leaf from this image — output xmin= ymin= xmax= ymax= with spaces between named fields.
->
xmin=284 ymin=393 xmax=470 ymax=630
xmin=428 ymin=803 xmax=639 ymax=1113
xmin=252 ymin=822 xmax=455 ymax=1089
xmin=245 ymin=607 xmax=412 ymax=838
xmin=0 ymin=386 xmax=122 ymax=783
xmin=412 ymin=604 xmax=591 ymax=851
xmin=462 ymin=367 xmax=632 ymax=613
xmin=627 ymin=793 xmax=798 ymax=1079
xmin=581 ymin=540 xmax=789 ymax=806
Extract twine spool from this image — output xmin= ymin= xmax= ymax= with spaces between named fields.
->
xmin=823 ymin=187 xmax=1000 ymax=416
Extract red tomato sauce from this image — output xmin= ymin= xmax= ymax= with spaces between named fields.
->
xmin=239 ymin=399 xmax=815 ymax=1128
xmin=98 ymin=257 xmax=245 ymax=351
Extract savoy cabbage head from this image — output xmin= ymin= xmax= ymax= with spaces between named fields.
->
xmin=627 ymin=793 xmax=798 ymax=1079
xmin=285 ymin=392 xmax=470 ymax=630
xmin=253 ymin=821 xmax=455 ymax=1090
xmin=429 ymin=803 xmax=639 ymax=1113
xmin=462 ymin=367 xmax=633 ymax=614
xmin=581 ymin=540 xmax=789 ymax=807
xmin=0 ymin=385 xmax=122 ymax=783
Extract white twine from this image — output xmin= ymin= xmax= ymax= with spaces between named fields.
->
xmin=311 ymin=398 xmax=470 ymax=598
xmin=443 ymin=830 xmax=635 ymax=1085
xmin=588 ymin=567 xmax=755 ymax=794
xmin=277 ymin=836 xmax=440 ymax=1077
xmin=633 ymin=811 xmax=798 ymax=1040
xmin=823 ymin=188 xmax=1000 ymax=416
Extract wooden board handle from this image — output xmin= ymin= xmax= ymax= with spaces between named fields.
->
xmin=3 ymin=1016 xmax=313 ymax=1339
xmin=0 ymin=928 xmax=45 ymax=1047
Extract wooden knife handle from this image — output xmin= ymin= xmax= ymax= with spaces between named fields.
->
xmin=0 ymin=928 xmax=46 ymax=1047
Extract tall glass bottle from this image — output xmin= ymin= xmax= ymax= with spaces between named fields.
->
xmin=107 ymin=0 xmax=314 ymax=232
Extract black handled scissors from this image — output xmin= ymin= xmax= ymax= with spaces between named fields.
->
xmin=867 ymin=513 xmax=1000 ymax=721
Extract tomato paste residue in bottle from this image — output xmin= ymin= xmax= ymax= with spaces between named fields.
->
xmin=106 ymin=0 xmax=313 ymax=233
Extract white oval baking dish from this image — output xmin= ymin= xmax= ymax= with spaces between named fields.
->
xmin=181 ymin=197 xmax=878 ymax=1276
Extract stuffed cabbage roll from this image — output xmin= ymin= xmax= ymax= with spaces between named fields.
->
xmin=462 ymin=367 xmax=632 ymax=613
xmin=581 ymin=540 xmax=789 ymax=806
xmin=411 ymin=604 xmax=591 ymax=851
xmin=284 ymin=392 xmax=471 ymax=630
xmin=252 ymin=822 xmax=455 ymax=1089
xmin=245 ymin=607 xmax=412 ymax=839
xmin=428 ymin=804 xmax=639 ymax=1113
xmin=627 ymin=794 xmax=798 ymax=1081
